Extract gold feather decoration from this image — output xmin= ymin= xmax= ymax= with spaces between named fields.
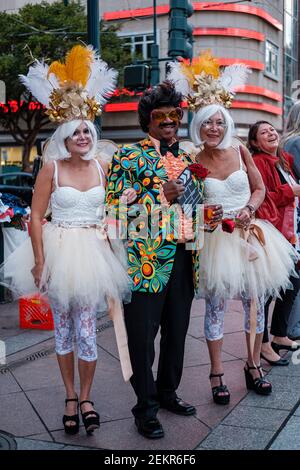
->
xmin=48 ymin=45 xmax=93 ymax=87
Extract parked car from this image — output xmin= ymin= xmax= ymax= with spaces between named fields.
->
xmin=0 ymin=172 xmax=34 ymax=206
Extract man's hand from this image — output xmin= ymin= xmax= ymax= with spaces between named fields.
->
xmin=162 ymin=179 xmax=185 ymax=202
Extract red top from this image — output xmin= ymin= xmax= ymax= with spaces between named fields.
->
xmin=253 ymin=151 xmax=295 ymax=241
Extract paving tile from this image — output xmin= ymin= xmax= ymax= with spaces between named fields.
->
xmin=12 ymin=353 xmax=62 ymax=391
xmin=183 ymin=336 xmax=234 ymax=368
xmin=222 ymin=405 xmax=289 ymax=431
xmin=266 ymin=374 xmax=300 ymax=391
xmin=15 ymin=437 xmax=64 ymax=450
xmin=198 ymin=425 xmax=274 ymax=450
xmin=26 ymin=432 xmax=53 ymax=442
xmin=0 ymin=369 xmax=21 ymax=396
xmin=26 ymin=369 xmax=134 ymax=432
xmin=51 ymin=413 xmax=209 ymax=450
xmin=222 ymin=331 xmax=248 ymax=360
xmin=190 ymin=299 xmax=205 ymax=317
xmin=5 ymin=330 xmax=53 ymax=356
xmin=0 ymin=392 xmax=46 ymax=436
xmin=293 ymin=405 xmax=300 ymax=417
xmin=268 ymin=358 xmax=300 ymax=377
xmin=96 ymin=321 xmax=119 ymax=360
xmin=177 ymin=359 xmax=246 ymax=409
xmin=241 ymin=388 xmax=300 ymax=411
xmin=195 ymin=400 xmax=240 ymax=429
xmin=270 ymin=416 xmax=300 ymax=450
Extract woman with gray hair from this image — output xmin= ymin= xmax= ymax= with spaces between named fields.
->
xmin=169 ymin=52 xmax=297 ymax=405
xmin=190 ymin=103 xmax=296 ymax=404
xmin=0 ymin=45 xmax=132 ymax=436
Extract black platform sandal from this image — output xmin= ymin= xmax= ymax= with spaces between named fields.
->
xmin=209 ymin=373 xmax=230 ymax=405
xmin=80 ymin=400 xmax=100 ymax=435
xmin=63 ymin=397 xmax=79 ymax=435
xmin=244 ymin=363 xmax=272 ymax=395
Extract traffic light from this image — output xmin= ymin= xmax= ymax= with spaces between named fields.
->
xmin=124 ymin=65 xmax=150 ymax=91
xmin=168 ymin=0 xmax=194 ymax=60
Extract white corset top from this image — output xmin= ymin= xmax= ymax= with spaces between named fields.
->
xmin=204 ymin=149 xmax=251 ymax=218
xmin=50 ymin=159 xmax=106 ymax=227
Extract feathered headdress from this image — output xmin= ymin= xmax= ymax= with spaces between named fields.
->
xmin=167 ymin=50 xmax=251 ymax=112
xmin=19 ymin=44 xmax=118 ymax=123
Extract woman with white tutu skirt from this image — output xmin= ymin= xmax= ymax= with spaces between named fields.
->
xmin=0 ymin=45 xmax=132 ymax=436
xmin=168 ymin=52 xmax=298 ymax=404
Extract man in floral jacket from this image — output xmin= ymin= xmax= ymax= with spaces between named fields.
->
xmin=106 ymin=81 xmax=219 ymax=439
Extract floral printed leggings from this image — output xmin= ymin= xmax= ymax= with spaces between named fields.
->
xmin=50 ymin=301 xmax=97 ymax=361
xmin=204 ymin=296 xmax=265 ymax=341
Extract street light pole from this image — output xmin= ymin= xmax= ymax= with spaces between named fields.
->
xmin=87 ymin=0 xmax=101 ymax=136
xmin=87 ymin=0 xmax=100 ymax=53
xmin=150 ymin=0 xmax=160 ymax=86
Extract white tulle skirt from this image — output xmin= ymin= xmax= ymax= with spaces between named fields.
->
xmin=197 ymin=219 xmax=298 ymax=301
xmin=0 ymin=222 xmax=132 ymax=311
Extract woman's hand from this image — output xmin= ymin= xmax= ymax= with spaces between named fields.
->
xmin=292 ymin=184 xmax=300 ymax=197
xmin=236 ymin=207 xmax=252 ymax=229
xmin=31 ymin=262 xmax=44 ymax=289
xmin=120 ymin=188 xmax=138 ymax=204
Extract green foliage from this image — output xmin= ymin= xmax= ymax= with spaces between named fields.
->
xmin=0 ymin=0 xmax=132 ymax=169
xmin=0 ymin=0 xmax=131 ymax=100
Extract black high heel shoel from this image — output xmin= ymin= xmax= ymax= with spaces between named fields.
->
xmin=244 ymin=363 xmax=272 ymax=395
xmin=80 ymin=400 xmax=100 ymax=435
xmin=209 ymin=372 xmax=230 ymax=405
xmin=63 ymin=397 xmax=79 ymax=435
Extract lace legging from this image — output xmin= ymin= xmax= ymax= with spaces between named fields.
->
xmin=50 ymin=301 xmax=97 ymax=361
xmin=204 ymin=296 xmax=265 ymax=341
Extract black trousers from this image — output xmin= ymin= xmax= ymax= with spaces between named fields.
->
xmin=124 ymin=244 xmax=194 ymax=419
xmin=263 ymin=264 xmax=300 ymax=343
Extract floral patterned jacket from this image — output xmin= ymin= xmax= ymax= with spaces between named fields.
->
xmin=106 ymin=138 xmax=205 ymax=294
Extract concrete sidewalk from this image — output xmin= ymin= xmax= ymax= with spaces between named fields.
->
xmin=1 ymin=299 xmax=300 ymax=451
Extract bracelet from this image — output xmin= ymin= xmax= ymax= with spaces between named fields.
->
xmin=245 ymin=204 xmax=255 ymax=216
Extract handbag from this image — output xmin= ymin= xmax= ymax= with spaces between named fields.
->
xmin=281 ymin=204 xmax=296 ymax=243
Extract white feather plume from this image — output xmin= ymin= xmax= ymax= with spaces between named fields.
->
xmin=86 ymin=50 xmax=118 ymax=105
xmin=218 ymin=64 xmax=251 ymax=94
xmin=167 ymin=61 xmax=192 ymax=97
xmin=19 ymin=60 xmax=59 ymax=106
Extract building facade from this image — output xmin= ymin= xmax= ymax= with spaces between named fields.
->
xmin=0 ymin=0 xmax=298 ymax=164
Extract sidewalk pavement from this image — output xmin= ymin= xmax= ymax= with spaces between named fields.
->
xmin=1 ymin=298 xmax=300 ymax=451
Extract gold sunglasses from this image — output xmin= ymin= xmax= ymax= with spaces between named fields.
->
xmin=150 ymin=107 xmax=183 ymax=123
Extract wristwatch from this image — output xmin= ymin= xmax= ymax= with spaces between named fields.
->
xmin=245 ymin=204 xmax=255 ymax=217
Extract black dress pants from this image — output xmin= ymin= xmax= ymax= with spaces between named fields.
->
xmin=263 ymin=264 xmax=300 ymax=343
xmin=124 ymin=244 xmax=194 ymax=419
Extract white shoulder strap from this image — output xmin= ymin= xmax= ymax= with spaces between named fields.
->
xmin=53 ymin=160 xmax=59 ymax=187
xmin=94 ymin=158 xmax=105 ymax=186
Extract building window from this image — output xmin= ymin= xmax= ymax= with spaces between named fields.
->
xmin=265 ymin=40 xmax=279 ymax=79
xmin=121 ymin=34 xmax=154 ymax=61
xmin=284 ymin=0 xmax=299 ymax=116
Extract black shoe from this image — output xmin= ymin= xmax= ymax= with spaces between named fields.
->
xmin=80 ymin=400 xmax=100 ymax=435
xmin=134 ymin=417 xmax=164 ymax=439
xmin=271 ymin=341 xmax=300 ymax=353
xmin=244 ymin=363 xmax=272 ymax=396
xmin=260 ymin=352 xmax=289 ymax=366
xmin=209 ymin=373 xmax=230 ymax=405
xmin=160 ymin=397 xmax=196 ymax=416
xmin=63 ymin=397 xmax=79 ymax=435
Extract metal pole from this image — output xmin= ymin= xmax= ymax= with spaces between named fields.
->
xmin=150 ymin=0 xmax=160 ymax=85
xmin=87 ymin=0 xmax=100 ymax=53
xmin=87 ymin=0 xmax=101 ymax=136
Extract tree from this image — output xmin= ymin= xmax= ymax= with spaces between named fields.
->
xmin=0 ymin=1 xmax=131 ymax=171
